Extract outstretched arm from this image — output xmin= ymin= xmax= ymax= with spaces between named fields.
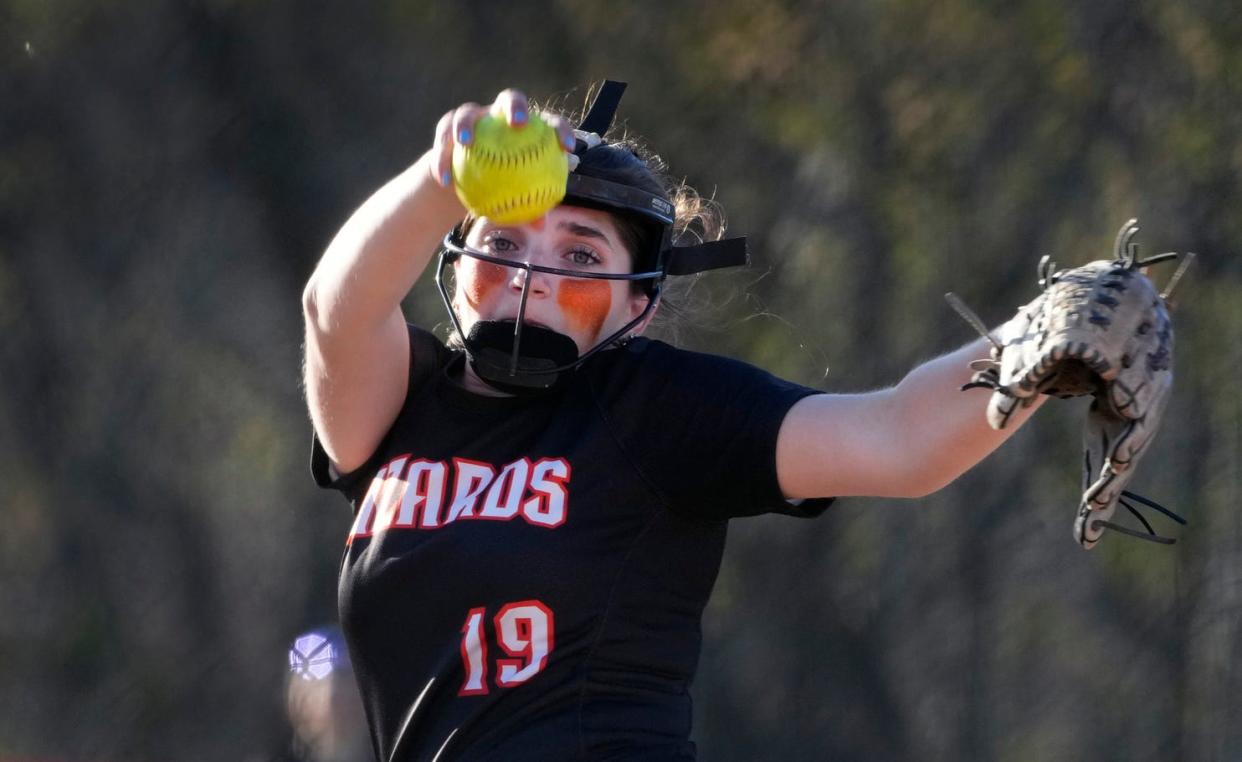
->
xmin=776 ymin=335 xmax=1046 ymax=500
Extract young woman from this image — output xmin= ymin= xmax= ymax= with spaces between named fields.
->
xmin=302 ymin=82 xmax=1043 ymax=761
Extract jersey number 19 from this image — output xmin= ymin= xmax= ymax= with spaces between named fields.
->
xmin=459 ymin=599 xmax=555 ymax=695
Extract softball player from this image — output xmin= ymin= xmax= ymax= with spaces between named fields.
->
xmin=303 ymin=82 xmax=1039 ymax=760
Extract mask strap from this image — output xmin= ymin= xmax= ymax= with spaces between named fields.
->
xmin=665 ymin=238 xmax=750 ymax=275
xmin=578 ymin=80 xmax=627 ymax=135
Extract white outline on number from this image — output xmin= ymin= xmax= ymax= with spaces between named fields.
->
xmin=494 ymin=600 xmax=554 ymax=687
xmin=457 ymin=599 xmax=555 ymax=692
xmin=458 ymin=607 xmax=489 ymax=695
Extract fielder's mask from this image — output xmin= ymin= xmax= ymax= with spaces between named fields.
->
xmin=436 ymin=80 xmax=748 ymax=394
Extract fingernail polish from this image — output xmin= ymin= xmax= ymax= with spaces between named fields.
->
xmin=441 ymin=169 xmax=452 ymax=187
xmin=513 ymin=109 xmax=527 ymax=124
xmin=458 ymin=127 xmax=471 ymax=144
xmin=563 ymin=134 xmax=576 ymax=150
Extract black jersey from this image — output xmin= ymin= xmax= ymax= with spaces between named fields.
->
xmin=311 ymin=325 xmax=832 ymax=761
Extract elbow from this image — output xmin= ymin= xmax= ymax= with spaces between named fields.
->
xmin=903 ymin=475 xmax=951 ymax=500
xmin=302 ymin=276 xmax=332 ymax=335
xmin=302 ymin=278 xmax=317 ymax=320
xmin=901 ymin=463 xmax=967 ymax=499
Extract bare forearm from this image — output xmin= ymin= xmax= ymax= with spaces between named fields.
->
xmin=889 ymin=336 xmax=1045 ymax=495
xmin=304 ymin=151 xmax=464 ymax=333
xmin=301 ymin=151 xmax=463 ymax=472
xmin=778 ymin=333 xmax=1046 ymax=500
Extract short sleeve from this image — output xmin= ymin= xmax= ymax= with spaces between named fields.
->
xmin=310 ymin=430 xmax=378 ymax=493
xmin=308 ymin=323 xmax=450 ymax=500
xmin=585 ymin=340 xmax=835 ymax=520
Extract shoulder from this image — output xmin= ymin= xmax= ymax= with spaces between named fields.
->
xmin=577 ymin=337 xmax=823 ymax=446
xmin=583 ymin=337 xmax=749 ymax=381
xmin=581 ymin=337 xmax=814 ymax=402
xmin=577 ymin=338 xmax=830 ymax=519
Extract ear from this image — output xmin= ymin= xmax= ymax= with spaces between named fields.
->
xmin=626 ymin=291 xmax=661 ymax=336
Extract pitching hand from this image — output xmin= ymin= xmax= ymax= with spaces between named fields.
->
xmin=429 ymin=89 xmax=575 ymax=191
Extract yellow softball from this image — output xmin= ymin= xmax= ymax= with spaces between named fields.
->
xmin=452 ymin=111 xmax=568 ymax=225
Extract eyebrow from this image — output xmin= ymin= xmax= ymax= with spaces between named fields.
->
xmin=559 ymin=221 xmax=613 ymax=246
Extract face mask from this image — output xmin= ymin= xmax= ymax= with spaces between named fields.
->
xmin=436 ymin=240 xmax=661 ymax=393
xmin=464 ymin=319 xmax=581 ymax=393
xmin=435 ymin=80 xmax=749 ymax=396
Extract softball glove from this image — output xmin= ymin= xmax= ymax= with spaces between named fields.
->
xmin=948 ymin=219 xmax=1190 ymax=548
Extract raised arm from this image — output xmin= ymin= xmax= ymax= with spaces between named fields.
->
xmin=776 ymin=336 xmax=1046 ymax=500
xmin=303 ymin=89 xmax=575 ymax=474
xmin=302 ymin=150 xmax=457 ymax=474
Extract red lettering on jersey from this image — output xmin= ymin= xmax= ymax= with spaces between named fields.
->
xmin=396 ymin=459 xmax=447 ymax=528
xmin=479 ymin=458 xmax=531 ymax=520
xmin=347 ymin=455 xmax=411 ymax=543
xmin=522 ymin=458 xmax=570 ymax=528
xmin=372 ymin=454 xmax=412 ymax=533
xmin=446 ymin=458 xmax=497 ymax=523
xmin=345 ymin=456 xmax=571 ymax=544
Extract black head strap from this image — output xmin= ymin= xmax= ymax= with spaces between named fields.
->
xmin=666 ymin=239 xmax=749 ymax=275
xmin=569 ymin=78 xmax=749 ymax=281
xmin=578 ymin=80 xmax=627 ymax=136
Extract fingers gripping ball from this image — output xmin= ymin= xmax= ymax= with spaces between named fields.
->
xmin=452 ymin=111 xmax=568 ymax=225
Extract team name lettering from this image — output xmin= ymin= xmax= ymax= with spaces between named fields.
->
xmin=347 ymin=456 xmax=571 ymax=543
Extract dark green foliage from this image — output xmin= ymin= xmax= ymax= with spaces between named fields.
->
xmin=2 ymin=1 xmax=1238 ymax=758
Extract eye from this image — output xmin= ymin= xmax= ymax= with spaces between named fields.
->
xmin=484 ymin=235 xmax=518 ymax=254
xmin=565 ymin=247 xmax=601 ymax=266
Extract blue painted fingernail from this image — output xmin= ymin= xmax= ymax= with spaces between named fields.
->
xmin=563 ymin=134 xmax=576 ymax=149
xmin=441 ymin=169 xmax=452 ymax=187
xmin=513 ymin=109 xmax=527 ymax=124
xmin=458 ymin=127 xmax=471 ymax=144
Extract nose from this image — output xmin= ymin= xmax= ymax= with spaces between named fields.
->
xmin=509 ymin=265 xmax=552 ymax=298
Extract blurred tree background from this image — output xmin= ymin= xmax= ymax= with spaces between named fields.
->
xmin=2 ymin=1 xmax=1239 ymax=759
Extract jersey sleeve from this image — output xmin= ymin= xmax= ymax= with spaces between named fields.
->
xmin=587 ymin=341 xmax=835 ymax=521
xmin=309 ymin=323 xmax=448 ymax=498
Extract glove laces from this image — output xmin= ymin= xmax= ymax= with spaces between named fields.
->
xmin=1089 ymin=490 xmax=1187 ymax=545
